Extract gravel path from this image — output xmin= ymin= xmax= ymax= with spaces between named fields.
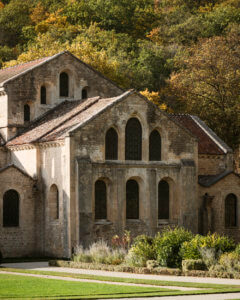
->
xmin=3 ymin=262 xmax=240 ymax=286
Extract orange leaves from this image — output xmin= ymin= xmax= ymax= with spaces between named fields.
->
xmin=0 ymin=2 xmax=4 ymax=10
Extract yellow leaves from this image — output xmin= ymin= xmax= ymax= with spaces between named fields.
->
xmin=35 ymin=10 xmax=68 ymax=34
xmin=0 ymin=2 xmax=4 ymax=10
xmin=140 ymin=89 xmax=168 ymax=111
xmin=30 ymin=3 xmax=49 ymax=24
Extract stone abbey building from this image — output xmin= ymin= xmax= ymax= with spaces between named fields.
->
xmin=0 ymin=51 xmax=239 ymax=258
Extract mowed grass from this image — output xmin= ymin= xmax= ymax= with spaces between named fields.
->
xmin=0 ymin=273 xmax=175 ymax=299
xmin=1 ymin=269 xmax=240 ymax=299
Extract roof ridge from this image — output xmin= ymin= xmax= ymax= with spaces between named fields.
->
xmin=0 ymin=56 xmax=50 ymax=72
xmin=33 ymin=97 xmax=101 ymax=143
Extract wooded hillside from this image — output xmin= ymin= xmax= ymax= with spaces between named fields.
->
xmin=0 ymin=0 xmax=239 ymax=148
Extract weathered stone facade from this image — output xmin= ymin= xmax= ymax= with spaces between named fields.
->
xmin=0 ymin=51 xmax=239 ymax=258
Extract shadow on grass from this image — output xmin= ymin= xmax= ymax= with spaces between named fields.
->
xmin=0 ymin=290 xmax=173 ymax=299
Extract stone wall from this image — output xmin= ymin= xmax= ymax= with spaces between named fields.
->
xmin=72 ymin=93 xmax=198 ymax=248
xmin=2 ymin=52 xmax=123 ymax=141
xmin=0 ymin=167 xmax=36 ymax=257
xmin=198 ymin=154 xmax=233 ymax=175
xmin=198 ymin=173 xmax=240 ymax=242
xmin=39 ymin=143 xmax=70 ymax=258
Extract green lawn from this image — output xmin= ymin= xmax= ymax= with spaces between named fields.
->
xmin=0 ymin=273 xmax=176 ymax=299
xmin=1 ymin=268 xmax=240 ymax=299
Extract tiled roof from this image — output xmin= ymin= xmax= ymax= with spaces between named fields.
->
xmin=0 ymin=57 xmax=51 ymax=86
xmin=169 ymin=114 xmax=231 ymax=155
xmin=7 ymin=91 xmax=132 ymax=146
xmin=198 ymin=171 xmax=240 ymax=187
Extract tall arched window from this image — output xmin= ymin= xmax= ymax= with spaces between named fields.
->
xmin=105 ymin=128 xmax=118 ymax=160
xmin=49 ymin=184 xmax=59 ymax=220
xmin=125 ymin=118 xmax=142 ymax=160
xmin=225 ymin=193 xmax=237 ymax=227
xmin=158 ymin=180 xmax=169 ymax=219
xmin=82 ymin=88 xmax=87 ymax=99
xmin=149 ymin=130 xmax=161 ymax=161
xmin=95 ymin=180 xmax=107 ymax=219
xmin=60 ymin=72 xmax=69 ymax=97
xmin=24 ymin=104 xmax=30 ymax=122
xmin=3 ymin=189 xmax=19 ymax=227
xmin=41 ymin=86 xmax=47 ymax=104
xmin=126 ymin=179 xmax=139 ymax=219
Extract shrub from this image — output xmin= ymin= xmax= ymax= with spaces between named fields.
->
xmin=73 ymin=245 xmax=93 ymax=263
xmin=89 ymin=240 xmax=111 ymax=264
xmin=180 ymin=235 xmax=202 ymax=260
xmin=182 ymin=259 xmax=207 ymax=271
xmin=154 ymin=227 xmax=193 ymax=268
xmin=218 ymin=252 xmax=240 ymax=272
xmin=105 ymin=248 xmax=126 ymax=265
xmin=126 ymin=235 xmax=155 ymax=267
xmin=146 ymin=260 xmax=158 ymax=269
xmin=234 ymin=243 xmax=240 ymax=255
xmin=180 ymin=233 xmax=235 ymax=267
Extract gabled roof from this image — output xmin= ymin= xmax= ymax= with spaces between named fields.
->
xmin=169 ymin=114 xmax=232 ymax=155
xmin=198 ymin=171 xmax=240 ymax=187
xmin=0 ymin=51 xmax=124 ymax=91
xmin=0 ymin=56 xmax=54 ymax=86
xmin=7 ymin=90 xmax=133 ymax=146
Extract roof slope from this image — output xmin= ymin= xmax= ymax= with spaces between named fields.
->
xmin=198 ymin=171 xmax=240 ymax=187
xmin=169 ymin=114 xmax=231 ymax=155
xmin=7 ymin=91 xmax=132 ymax=146
xmin=0 ymin=56 xmax=52 ymax=86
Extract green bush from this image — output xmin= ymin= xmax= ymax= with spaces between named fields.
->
xmin=234 ymin=243 xmax=240 ymax=255
xmin=182 ymin=259 xmax=207 ymax=271
xmin=180 ymin=235 xmax=202 ymax=260
xmin=154 ymin=227 xmax=194 ymax=268
xmin=126 ymin=235 xmax=155 ymax=267
xmin=180 ymin=233 xmax=235 ymax=266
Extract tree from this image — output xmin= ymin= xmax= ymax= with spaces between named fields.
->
xmin=168 ymin=31 xmax=240 ymax=148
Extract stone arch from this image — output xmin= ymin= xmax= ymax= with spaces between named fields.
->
xmin=24 ymin=104 xmax=30 ymax=122
xmin=105 ymin=127 xmax=118 ymax=160
xmin=94 ymin=179 xmax=107 ymax=220
xmin=49 ymin=184 xmax=59 ymax=220
xmin=40 ymin=85 xmax=47 ymax=104
xmin=149 ymin=129 xmax=161 ymax=161
xmin=126 ymin=179 xmax=139 ymax=219
xmin=82 ymin=87 xmax=88 ymax=99
xmin=3 ymin=189 xmax=20 ymax=227
xmin=59 ymin=72 xmax=69 ymax=97
xmin=158 ymin=177 xmax=177 ymax=220
xmin=225 ymin=193 xmax=237 ymax=228
xmin=125 ymin=118 xmax=142 ymax=160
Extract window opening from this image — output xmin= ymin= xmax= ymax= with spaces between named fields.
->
xmin=125 ymin=118 xmax=142 ymax=160
xmin=126 ymin=179 xmax=139 ymax=219
xmin=95 ymin=180 xmax=107 ymax=219
xmin=3 ymin=189 xmax=19 ymax=227
xmin=149 ymin=130 xmax=161 ymax=161
xmin=60 ymin=72 xmax=69 ymax=97
xmin=105 ymin=128 xmax=118 ymax=160
xmin=158 ymin=180 xmax=169 ymax=219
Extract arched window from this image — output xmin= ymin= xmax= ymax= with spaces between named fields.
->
xmin=149 ymin=130 xmax=161 ymax=161
xmin=126 ymin=179 xmax=139 ymax=219
xmin=3 ymin=189 xmax=19 ymax=227
xmin=49 ymin=184 xmax=59 ymax=220
xmin=158 ymin=180 xmax=169 ymax=219
xmin=41 ymin=86 xmax=47 ymax=104
xmin=24 ymin=104 xmax=30 ymax=122
xmin=225 ymin=193 xmax=237 ymax=227
xmin=82 ymin=88 xmax=88 ymax=99
xmin=125 ymin=118 xmax=142 ymax=160
xmin=105 ymin=128 xmax=118 ymax=160
xmin=95 ymin=180 xmax=107 ymax=219
xmin=60 ymin=72 xmax=69 ymax=97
